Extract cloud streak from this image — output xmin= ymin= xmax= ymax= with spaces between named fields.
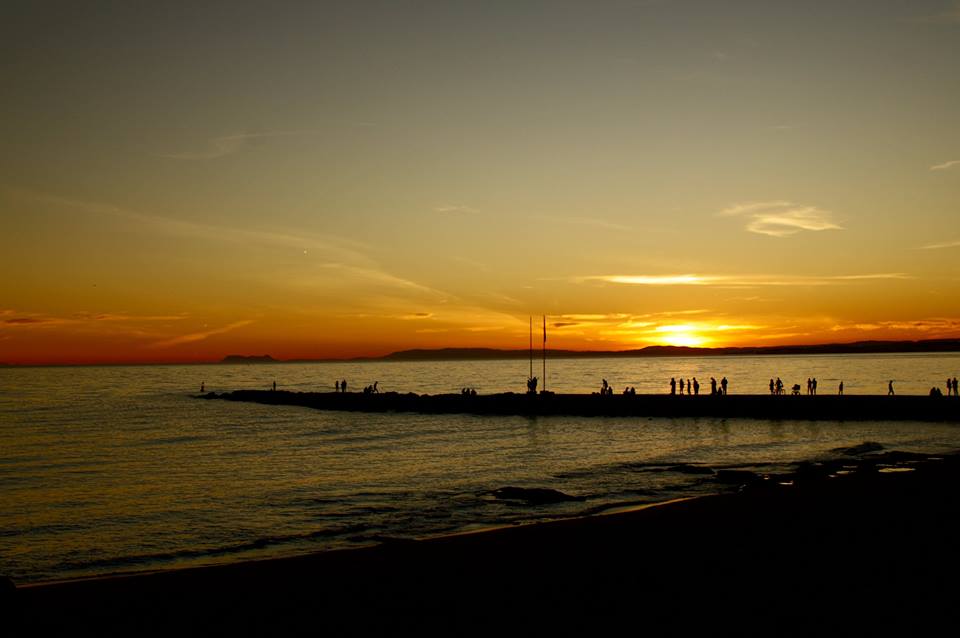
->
xmin=720 ymin=201 xmax=842 ymax=237
xmin=931 ymin=159 xmax=960 ymax=171
xmin=920 ymin=239 xmax=960 ymax=250
xmin=148 ymin=320 xmax=255 ymax=349
xmin=577 ymin=273 xmax=909 ymax=287
xmin=160 ymin=130 xmax=321 ymax=160
xmin=434 ymin=205 xmax=479 ymax=214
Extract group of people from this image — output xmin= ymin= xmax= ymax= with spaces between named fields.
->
xmin=670 ymin=376 xmax=727 ymax=396
xmin=332 ymin=379 xmax=379 ymax=394
xmin=334 ymin=379 xmax=348 ymax=392
xmin=932 ymin=377 xmax=959 ymax=396
xmin=461 ymin=387 xmax=478 ymax=396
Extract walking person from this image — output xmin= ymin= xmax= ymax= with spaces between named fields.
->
xmin=888 ymin=380 xmax=895 ymax=396
xmin=670 ymin=378 xmax=676 ymax=395
xmin=721 ymin=377 xmax=728 ymax=395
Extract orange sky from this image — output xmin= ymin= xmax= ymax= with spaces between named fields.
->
xmin=2 ymin=2 xmax=959 ymax=364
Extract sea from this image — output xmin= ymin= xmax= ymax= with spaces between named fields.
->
xmin=3 ymin=352 xmax=960 ymax=585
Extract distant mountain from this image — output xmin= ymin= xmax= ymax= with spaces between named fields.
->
xmin=371 ymin=339 xmax=960 ymax=362
xmin=221 ymin=354 xmax=278 ymax=364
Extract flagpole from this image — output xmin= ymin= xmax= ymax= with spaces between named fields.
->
xmin=542 ymin=315 xmax=546 ymax=393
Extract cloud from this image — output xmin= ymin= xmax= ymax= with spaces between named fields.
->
xmin=148 ymin=320 xmax=255 ymax=349
xmin=719 ymin=201 xmax=842 ymax=237
xmin=434 ymin=205 xmax=479 ymax=214
xmin=577 ymin=273 xmax=909 ymax=287
xmin=931 ymin=159 xmax=960 ymax=171
xmin=533 ymin=215 xmax=631 ymax=231
xmin=160 ymin=130 xmax=321 ymax=160
xmin=920 ymin=239 xmax=960 ymax=250
xmin=4 ymin=317 xmax=60 ymax=325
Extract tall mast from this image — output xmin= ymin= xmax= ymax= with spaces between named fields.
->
xmin=529 ymin=316 xmax=533 ymax=381
xmin=542 ymin=315 xmax=546 ymax=393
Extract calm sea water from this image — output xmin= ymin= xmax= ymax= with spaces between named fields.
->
xmin=2 ymin=353 xmax=960 ymax=584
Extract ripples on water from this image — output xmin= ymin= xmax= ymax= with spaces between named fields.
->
xmin=2 ymin=353 xmax=960 ymax=583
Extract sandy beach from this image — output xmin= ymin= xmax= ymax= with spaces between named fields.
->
xmin=9 ymin=450 xmax=960 ymax=635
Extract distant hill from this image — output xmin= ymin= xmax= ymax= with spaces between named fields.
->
xmin=370 ymin=339 xmax=960 ymax=362
xmin=221 ymin=354 xmax=278 ymax=364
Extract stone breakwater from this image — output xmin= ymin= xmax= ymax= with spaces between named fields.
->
xmin=202 ymin=390 xmax=960 ymax=421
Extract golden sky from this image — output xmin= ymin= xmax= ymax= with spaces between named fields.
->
xmin=1 ymin=1 xmax=959 ymax=364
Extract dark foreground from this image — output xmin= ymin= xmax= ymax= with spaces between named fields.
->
xmin=204 ymin=389 xmax=960 ymax=421
xmin=8 ymin=452 xmax=960 ymax=635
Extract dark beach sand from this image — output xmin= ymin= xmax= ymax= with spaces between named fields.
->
xmin=206 ymin=389 xmax=960 ymax=421
xmin=9 ymin=451 xmax=960 ymax=635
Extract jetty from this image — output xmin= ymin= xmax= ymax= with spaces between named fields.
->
xmin=201 ymin=390 xmax=960 ymax=422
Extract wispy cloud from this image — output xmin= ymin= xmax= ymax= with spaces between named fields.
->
xmin=719 ymin=201 xmax=842 ymax=237
xmin=576 ymin=273 xmax=909 ymax=287
xmin=434 ymin=205 xmax=479 ymax=214
xmin=160 ymin=130 xmax=320 ymax=160
xmin=920 ymin=239 xmax=960 ymax=250
xmin=148 ymin=320 xmax=255 ymax=349
xmin=533 ymin=215 xmax=631 ymax=232
xmin=931 ymin=159 xmax=960 ymax=171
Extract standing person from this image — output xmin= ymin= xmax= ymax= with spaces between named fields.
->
xmin=839 ymin=380 xmax=844 ymax=395
xmin=776 ymin=377 xmax=783 ymax=395
xmin=679 ymin=378 xmax=685 ymax=395
xmin=335 ymin=380 xmax=340 ymax=393
xmin=200 ymin=381 xmax=205 ymax=393
xmin=710 ymin=377 xmax=717 ymax=395
xmin=670 ymin=378 xmax=676 ymax=395
xmin=769 ymin=379 xmax=775 ymax=395
xmin=272 ymin=381 xmax=276 ymax=392
xmin=888 ymin=380 xmax=895 ymax=396
xmin=693 ymin=378 xmax=700 ymax=395
xmin=812 ymin=378 xmax=817 ymax=395
xmin=342 ymin=379 xmax=348 ymax=393
xmin=721 ymin=377 xmax=728 ymax=395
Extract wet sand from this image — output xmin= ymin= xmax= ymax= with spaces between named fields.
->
xmin=205 ymin=389 xmax=960 ymax=421
xmin=9 ymin=451 xmax=960 ymax=634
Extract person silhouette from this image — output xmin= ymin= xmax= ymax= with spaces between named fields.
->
xmin=839 ymin=380 xmax=844 ymax=395
xmin=710 ymin=377 xmax=717 ymax=395
xmin=335 ymin=380 xmax=340 ymax=393
xmin=721 ymin=377 xmax=728 ymax=395
xmin=769 ymin=379 xmax=775 ymax=395
xmin=812 ymin=378 xmax=817 ymax=395
xmin=342 ymin=379 xmax=347 ymax=393
xmin=201 ymin=381 xmax=205 ymax=393
xmin=693 ymin=378 xmax=700 ymax=395
xmin=670 ymin=378 xmax=676 ymax=395
xmin=679 ymin=378 xmax=685 ymax=395
xmin=776 ymin=377 xmax=783 ymax=395
xmin=272 ymin=381 xmax=276 ymax=392
xmin=373 ymin=381 xmax=379 ymax=393
xmin=888 ymin=380 xmax=894 ymax=396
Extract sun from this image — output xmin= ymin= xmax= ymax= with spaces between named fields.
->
xmin=653 ymin=325 xmax=709 ymax=347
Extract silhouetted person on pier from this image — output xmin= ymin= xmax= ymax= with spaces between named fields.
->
xmin=775 ymin=377 xmax=783 ymax=395
xmin=888 ymin=380 xmax=895 ymax=396
xmin=812 ymin=378 xmax=817 ymax=395
xmin=693 ymin=378 xmax=700 ymax=395
xmin=721 ymin=377 xmax=728 ymax=395
xmin=769 ymin=379 xmax=775 ymax=395
xmin=335 ymin=380 xmax=340 ymax=393
xmin=806 ymin=378 xmax=812 ymax=395
xmin=670 ymin=378 xmax=676 ymax=395
xmin=342 ymin=379 xmax=347 ymax=393
xmin=839 ymin=380 xmax=844 ymax=395
xmin=373 ymin=381 xmax=379 ymax=393
xmin=710 ymin=377 xmax=717 ymax=395
xmin=201 ymin=381 xmax=205 ymax=393
xmin=527 ymin=376 xmax=538 ymax=394
xmin=679 ymin=378 xmax=685 ymax=395
xmin=272 ymin=381 xmax=276 ymax=392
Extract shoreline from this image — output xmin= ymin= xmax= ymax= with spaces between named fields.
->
xmin=10 ymin=450 xmax=960 ymax=632
xmin=204 ymin=389 xmax=960 ymax=421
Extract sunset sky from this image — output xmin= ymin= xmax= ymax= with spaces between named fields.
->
xmin=2 ymin=1 xmax=959 ymax=364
